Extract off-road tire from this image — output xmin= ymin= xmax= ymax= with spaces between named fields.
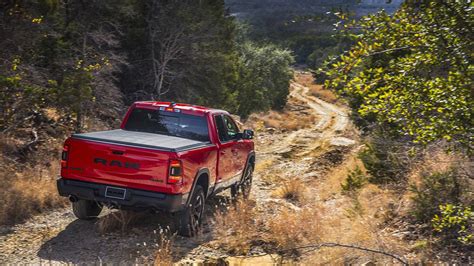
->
xmin=72 ymin=199 xmax=103 ymax=220
xmin=175 ymin=185 xmax=205 ymax=237
xmin=231 ymin=164 xmax=253 ymax=199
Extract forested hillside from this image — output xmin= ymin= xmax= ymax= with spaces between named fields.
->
xmin=225 ymin=0 xmax=401 ymax=67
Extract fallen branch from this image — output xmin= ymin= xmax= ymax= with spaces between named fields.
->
xmin=299 ymin=242 xmax=408 ymax=265
xmin=231 ymin=242 xmax=408 ymax=265
xmin=25 ymin=129 xmax=39 ymax=149
xmin=18 ymin=129 xmax=40 ymax=156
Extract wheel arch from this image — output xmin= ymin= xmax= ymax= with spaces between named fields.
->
xmin=240 ymin=151 xmax=256 ymax=183
xmin=186 ymin=168 xmax=210 ymax=206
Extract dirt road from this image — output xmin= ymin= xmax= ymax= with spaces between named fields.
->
xmin=0 ymin=72 xmax=385 ymax=264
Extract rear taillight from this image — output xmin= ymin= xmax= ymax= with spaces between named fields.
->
xmin=168 ymin=159 xmax=182 ymax=184
xmin=61 ymin=144 xmax=69 ymax=168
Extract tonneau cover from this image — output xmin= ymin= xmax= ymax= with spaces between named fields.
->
xmin=72 ymin=129 xmax=212 ymax=152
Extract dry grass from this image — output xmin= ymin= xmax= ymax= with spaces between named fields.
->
xmin=267 ymin=207 xmax=323 ymax=251
xmin=312 ymin=152 xmax=364 ymax=200
xmin=96 ymin=209 xmax=174 ymax=265
xmin=272 ymin=179 xmax=306 ymax=204
xmin=408 ymin=146 xmax=470 ymax=187
xmin=212 ymin=199 xmax=262 ymax=254
xmin=391 ymin=145 xmax=473 ymax=218
xmin=260 ymin=167 xmax=287 ymax=185
xmin=0 ymin=112 xmax=112 ymax=227
xmin=154 ymin=229 xmax=174 ymax=266
xmin=295 ymin=73 xmax=339 ymax=104
xmin=96 ymin=210 xmax=144 ymax=234
xmin=255 ymin=158 xmax=274 ymax=172
xmin=0 ymin=160 xmax=68 ymax=225
xmin=248 ymin=110 xmax=317 ymax=132
xmin=309 ymin=87 xmax=339 ymax=104
xmin=212 ymin=198 xmax=324 ymax=256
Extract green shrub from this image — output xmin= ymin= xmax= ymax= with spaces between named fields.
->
xmin=411 ymin=169 xmax=461 ymax=223
xmin=341 ymin=166 xmax=366 ymax=194
xmin=432 ymin=204 xmax=473 ymax=245
xmin=358 ymin=132 xmax=416 ymax=184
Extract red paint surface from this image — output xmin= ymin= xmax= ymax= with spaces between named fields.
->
xmin=60 ymin=102 xmax=254 ymax=195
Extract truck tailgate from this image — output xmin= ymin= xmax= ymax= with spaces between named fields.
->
xmin=62 ymin=136 xmax=174 ymax=192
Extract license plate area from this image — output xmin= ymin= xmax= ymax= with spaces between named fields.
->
xmin=105 ymin=186 xmax=126 ymax=200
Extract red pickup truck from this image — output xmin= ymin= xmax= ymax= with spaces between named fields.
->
xmin=57 ymin=102 xmax=255 ymax=236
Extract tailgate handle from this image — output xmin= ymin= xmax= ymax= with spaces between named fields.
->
xmin=112 ymin=150 xmax=124 ymax=155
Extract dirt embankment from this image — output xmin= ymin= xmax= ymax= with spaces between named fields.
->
xmin=0 ymin=72 xmax=412 ymax=265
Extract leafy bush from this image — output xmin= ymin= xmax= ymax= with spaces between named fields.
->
xmin=432 ymin=204 xmax=473 ymax=245
xmin=235 ymin=42 xmax=294 ymax=118
xmin=323 ymin=2 xmax=474 ymax=149
xmin=358 ymin=131 xmax=416 ymax=184
xmin=341 ymin=166 xmax=366 ymax=193
xmin=410 ymin=169 xmax=461 ymax=223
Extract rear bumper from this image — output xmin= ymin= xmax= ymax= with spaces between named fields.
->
xmin=57 ymin=178 xmax=187 ymax=212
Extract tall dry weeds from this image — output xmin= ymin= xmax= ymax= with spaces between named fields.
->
xmin=212 ymin=198 xmax=324 ymax=256
xmin=96 ymin=210 xmax=144 ymax=234
xmin=0 ymin=161 xmax=68 ymax=225
xmin=267 ymin=207 xmax=323 ymax=251
xmin=212 ymin=199 xmax=262 ymax=254
xmin=248 ymin=110 xmax=316 ymax=132
xmin=295 ymin=73 xmax=339 ymax=104
xmin=154 ymin=228 xmax=174 ymax=266
xmin=272 ymin=179 xmax=307 ymax=204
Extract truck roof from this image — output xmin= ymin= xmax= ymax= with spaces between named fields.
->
xmin=133 ymin=101 xmax=228 ymax=115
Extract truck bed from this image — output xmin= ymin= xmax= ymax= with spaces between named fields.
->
xmin=72 ymin=129 xmax=212 ymax=152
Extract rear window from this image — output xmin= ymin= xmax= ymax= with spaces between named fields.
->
xmin=124 ymin=108 xmax=210 ymax=142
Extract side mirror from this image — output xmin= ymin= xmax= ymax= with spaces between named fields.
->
xmin=242 ymin=129 xmax=254 ymax=140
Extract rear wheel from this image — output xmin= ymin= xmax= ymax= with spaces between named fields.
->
xmin=175 ymin=185 xmax=205 ymax=237
xmin=231 ymin=164 xmax=253 ymax=199
xmin=72 ymin=199 xmax=103 ymax=220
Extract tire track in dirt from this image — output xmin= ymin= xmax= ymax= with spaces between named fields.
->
xmin=261 ymin=81 xmax=350 ymax=157
xmin=250 ymin=73 xmax=355 ymax=211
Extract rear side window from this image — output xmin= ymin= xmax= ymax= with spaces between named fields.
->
xmin=124 ymin=108 xmax=210 ymax=142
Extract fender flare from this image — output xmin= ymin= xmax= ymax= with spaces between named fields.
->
xmin=186 ymin=168 xmax=210 ymax=207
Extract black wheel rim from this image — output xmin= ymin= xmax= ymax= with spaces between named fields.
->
xmin=190 ymin=194 xmax=204 ymax=233
xmin=241 ymin=166 xmax=253 ymax=198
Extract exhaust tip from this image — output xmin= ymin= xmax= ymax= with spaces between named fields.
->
xmin=68 ymin=195 xmax=78 ymax=203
